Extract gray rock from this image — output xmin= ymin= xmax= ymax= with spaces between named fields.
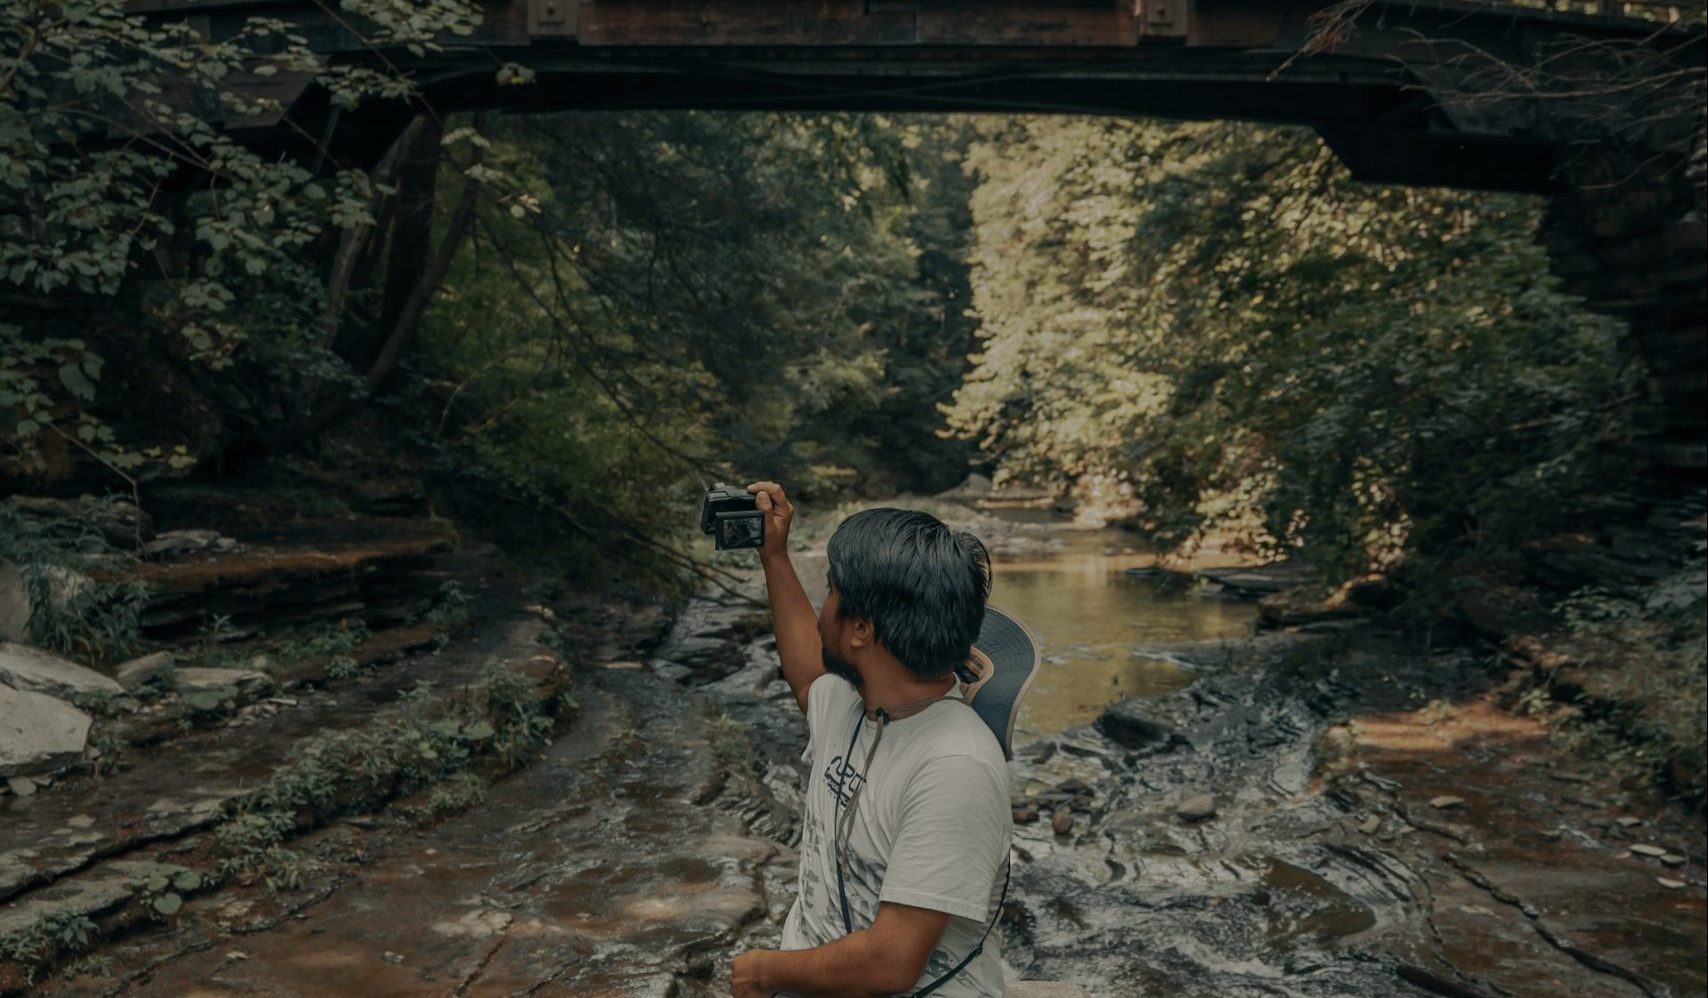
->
xmin=142 ymin=528 xmax=223 ymax=559
xmin=114 ymin=651 xmax=175 ymax=689
xmin=0 ymin=684 xmax=92 ymax=777
xmin=1009 ymin=984 xmax=1092 ymax=998
xmin=1053 ymin=777 xmax=1094 ymax=797
xmin=1051 ymin=809 xmax=1074 ymax=836
xmin=1012 ymin=801 xmax=1040 ymax=824
xmin=653 ymin=663 xmax=694 ymax=685
xmin=1096 ymin=698 xmax=1186 ymax=752
xmin=0 ymin=641 xmax=125 ymax=700
xmin=1176 ymin=794 xmax=1218 ymax=822
xmin=174 ymin=667 xmax=274 ymax=697
xmin=7 ymin=776 xmax=37 ymax=796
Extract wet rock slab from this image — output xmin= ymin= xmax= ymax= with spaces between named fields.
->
xmin=93 ymin=671 xmax=775 ymax=997
xmin=0 ymin=642 xmax=124 ymax=701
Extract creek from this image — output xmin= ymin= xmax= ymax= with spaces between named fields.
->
xmin=980 ymin=516 xmax=1257 ymax=744
xmin=16 ymin=504 xmax=1700 ymax=998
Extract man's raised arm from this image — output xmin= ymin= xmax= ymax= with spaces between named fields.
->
xmin=747 ymin=481 xmax=825 ymax=713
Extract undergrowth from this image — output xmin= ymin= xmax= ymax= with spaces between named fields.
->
xmin=0 ymin=497 xmax=148 ymax=665
xmin=0 ymin=912 xmax=95 ymax=989
xmin=213 ymin=663 xmax=563 ymax=887
xmin=1523 ymin=542 xmax=1708 ymax=807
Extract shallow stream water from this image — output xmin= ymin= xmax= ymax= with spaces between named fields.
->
xmin=984 ymin=520 xmax=1258 ymax=743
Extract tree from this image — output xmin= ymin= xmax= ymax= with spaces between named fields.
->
xmin=947 ymin=116 xmax=1642 ymax=591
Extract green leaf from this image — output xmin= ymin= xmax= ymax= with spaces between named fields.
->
xmin=172 ymin=871 xmax=203 ymax=891
xmin=58 ymin=362 xmax=95 ymax=401
xmin=152 ymin=892 xmax=183 ymax=915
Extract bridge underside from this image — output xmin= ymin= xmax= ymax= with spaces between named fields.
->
xmin=412 ymin=51 xmax=1557 ymax=192
xmin=138 ymin=0 xmax=1700 ymax=194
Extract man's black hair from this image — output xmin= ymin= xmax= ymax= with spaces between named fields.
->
xmin=826 ymin=507 xmax=992 ymax=680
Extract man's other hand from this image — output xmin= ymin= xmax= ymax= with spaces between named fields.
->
xmin=730 ymin=949 xmax=772 ymax=998
xmin=746 ymin=481 xmax=793 ymax=559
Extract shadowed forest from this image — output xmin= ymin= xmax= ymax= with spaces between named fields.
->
xmin=1 ymin=2 xmax=1704 ymax=996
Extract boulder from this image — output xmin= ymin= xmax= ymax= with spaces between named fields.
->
xmin=0 ymin=684 xmax=92 ymax=777
xmin=1176 ymin=794 xmax=1218 ymax=822
xmin=114 ymin=651 xmax=175 ymax=689
xmin=1096 ymin=698 xmax=1188 ymax=752
xmin=173 ymin=667 xmax=274 ymax=698
xmin=142 ymin=529 xmax=224 ymax=559
xmin=0 ymin=642 xmax=124 ymax=700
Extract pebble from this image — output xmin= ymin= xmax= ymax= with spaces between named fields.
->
xmin=1357 ymin=815 xmax=1381 ymax=835
xmin=1176 ymin=794 xmax=1217 ymax=823
xmin=1051 ymin=809 xmax=1074 ymax=836
xmin=6 ymin=776 xmax=37 ymax=797
xmin=383 ymin=951 xmax=405 ymax=965
xmin=1429 ymin=795 xmax=1466 ymax=810
xmin=1661 ymin=854 xmax=1686 ymax=867
xmin=1656 ymin=878 xmax=1685 ymax=889
xmin=1616 ymin=816 xmax=1643 ymax=828
xmin=1630 ymin=844 xmax=1667 ymax=858
xmin=1012 ymin=802 xmax=1040 ymax=825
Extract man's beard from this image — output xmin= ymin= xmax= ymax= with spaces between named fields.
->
xmin=822 ymin=648 xmax=863 ymax=691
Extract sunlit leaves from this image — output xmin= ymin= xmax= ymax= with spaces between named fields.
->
xmin=947 ymin=116 xmax=1640 ymax=585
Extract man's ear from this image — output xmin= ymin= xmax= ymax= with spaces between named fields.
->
xmin=848 ymin=614 xmax=874 ymax=650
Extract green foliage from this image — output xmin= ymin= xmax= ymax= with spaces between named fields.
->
xmin=424 ymin=579 xmax=474 ymax=648
xmin=128 ymin=861 xmax=205 ymax=920
xmin=185 ymin=618 xmax=370 ymax=680
xmin=0 ymin=911 xmax=96 ymax=986
xmin=708 ymin=711 xmax=753 ymax=767
xmin=1 ymin=0 xmax=481 ymax=487
xmin=418 ymin=113 xmax=977 ymax=581
xmin=1550 ymin=543 xmax=1708 ymax=803
xmin=0 ymin=497 xmax=148 ymax=663
xmin=947 ymin=117 xmax=1642 ymax=594
xmin=211 ymin=663 xmax=558 ymax=885
xmin=423 ymin=772 xmax=487 ymax=819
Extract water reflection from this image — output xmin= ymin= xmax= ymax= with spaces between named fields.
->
xmin=789 ymin=517 xmax=1258 ymax=744
xmin=990 ymin=527 xmax=1257 ymax=743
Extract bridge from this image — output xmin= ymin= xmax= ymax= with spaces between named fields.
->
xmin=131 ymin=0 xmax=1708 ymax=480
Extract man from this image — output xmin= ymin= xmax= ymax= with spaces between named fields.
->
xmin=731 ymin=481 xmax=1012 ymax=998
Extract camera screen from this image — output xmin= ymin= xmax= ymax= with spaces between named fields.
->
xmin=717 ymin=512 xmax=764 ymax=549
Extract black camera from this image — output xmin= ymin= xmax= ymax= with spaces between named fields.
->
xmin=700 ymin=483 xmax=765 ymax=551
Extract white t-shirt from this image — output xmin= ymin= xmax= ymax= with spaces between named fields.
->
xmin=780 ymin=672 xmax=1011 ymax=997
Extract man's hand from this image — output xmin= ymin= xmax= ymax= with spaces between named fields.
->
xmin=746 ymin=481 xmax=793 ymax=559
xmin=731 ymin=949 xmax=772 ymax=998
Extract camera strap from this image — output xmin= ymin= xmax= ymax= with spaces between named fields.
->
xmin=833 ymin=700 xmax=1012 ymax=998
